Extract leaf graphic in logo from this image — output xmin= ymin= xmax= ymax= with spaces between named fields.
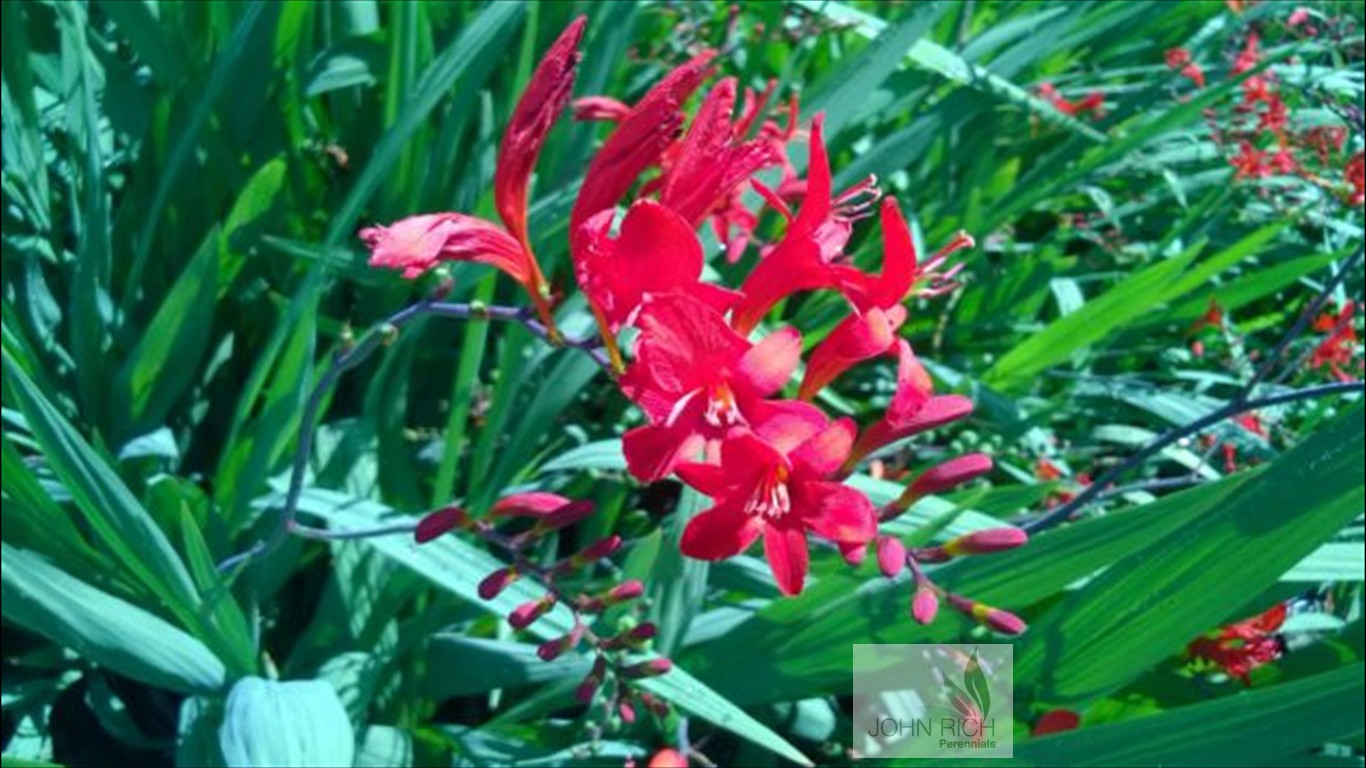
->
xmin=941 ymin=671 xmax=979 ymax=722
xmin=963 ymin=648 xmax=991 ymax=722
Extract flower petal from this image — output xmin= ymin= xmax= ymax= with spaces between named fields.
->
xmin=887 ymin=339 xmax=935 ymax=423
xmin=763 ymin=523 xmax=811 ymax=596
xmin=748 ymin=399 xmax=829 ymax=457
xmin=363 ymin=213 xmax=530 ymax=286
xmin=495 ymin=17 xmax=586 ymax=248
xmin=791 ymin=417 xmax=856 ymax=477
xmin=675 ymin=462 xmax=729 ymax=497
xmin=623 ymin=418 xmax=706 ymax=483
xmin=491 ymin=492 xmax=576 ymax=517
xmin=798 ymin=307 xmax=905 ymax=399
xmin=735 ymin=327 xmax=803 ymax=397
xmin=680 ymin=500 xmax=763 ymax=560
xmin=796 ymin=481 xmax=877 ymax=545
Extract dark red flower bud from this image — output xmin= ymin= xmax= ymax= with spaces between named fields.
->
xmin=478 ymin=567 xmax=518 ymax=600
xmin=415 ymin=506 xmax=469 ymax=543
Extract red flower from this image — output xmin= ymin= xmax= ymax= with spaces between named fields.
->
xmin=1187 ymin=603 xmax=1287 ymax=684
xmin=1032 ymin=709 xmax=1081 ymax=736
xmin=1036 ymin=83 xmax=1105 ymax=118
xmin=1230 ymin=141 xmax=1270 ymax=179
xmin=363 ymin=18 xmax=586 ymax=329
xmin=847 ymin=341 xmax=975 ymax=467
xmin=1189 ymin=297 xmax=1225 ymax=334
xmin=658 ymin=78 xmax=779 ymax=230
xmin=647 ymin=748 xmax=689 ymax=768
xmin=675 ymin=409 xmax=877 ymax=595
xmin=619 ymin=294 xmax=803 ymax=481
xmin=1164 ymin=48 xmax=1206 ymax=88
xmin=730 ymin=115 xmax=881 ymax=334
xmin=799 ymin=199 xmax=973 ymax=399
xmin=1310 ymin=301 xmax=1361 ymax=382
xmin=575 ymin=200 xmax=737 ymax=331
xmin=1346 ymin=152 xmax=1365 ymax=206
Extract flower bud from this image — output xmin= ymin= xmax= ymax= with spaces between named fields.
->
xmin=414 ymin=506 xmax=469 ymax=543
xmin=911 ymin=586 xmax=939 ymax=625
xmin=639 ymin=692 xmax=670 ymax=717
xmin=508 ymin=594 xmax=557 ymax=630
xmin=948 ymin=593 xmax=1027 ymax=636
xmin=942 ymin=527 xmax=1028 ymax=557
xmin=537 ymin=626 xmax=584 ymax=662
xmin=619 ymin=701 xmax=637 ymax=724
xmin=575 ymin=656 xmax=608 ymax=703
xmin=906 ymin=453 xmax=993 ymax=500
xmin=567 ymin=535 xmax=622 ymax=569
xmin=648 ymin=748 xmax=689 ymax=768
xmin=478 ymin=567 xmax=518 ymax=600
xmin=607 ymin=580 xmax=645 ymax=603
xmin=876 ymin=536 xmax=907 ymax=578
xmin=621 ymin=658 xmax=672 ymax=680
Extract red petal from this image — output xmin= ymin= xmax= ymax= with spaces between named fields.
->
xmin=491 ymin=492 xmax=575 ymax=517
xmin=364 ymin=213 xmax=530 ymax=286
xmin=735 ymin=327 xmax=803 ymax=397
xmin=887 ymin=339 xmax=934 ymax=423
xmin=570 ymin=50 xmax=715 ymax=249
xmin=763 ymin=523 xmax=810 ymax=596
xmin=797 ymin=308 xmax=904 ymax=399
xmin=791 ymin=417 xmax=856 ymax=477
xmin=867 ymin=197 xmax=918 ymax=309
xmin=731 ymin=237 xmax=830 ymax=334
xmin=796 ymin=481 xmax=877 ymax=544
xmin=792 ymin=114 xmax=831 ymax=237
xmin=719 ymin=431 xmax=788 ymax=486
xmin=910 ymin=453 xmax=993 ymax=497
xmin=623 ymin=419 xmax=706 ymax=483
xmin=850 ymin=394 xmax=974 ymax=464
xmin=680 ymin=500 xmax=763 ymax=560
xmin=496 ymin=17 xmax=586 ymax=248
xmin=748 ymin=400 xmax=828 ymax=457
xmin=675 ymin=462 xmax=729 ymax=497
xmin=633 ymin=294 xmax=749 ymax=390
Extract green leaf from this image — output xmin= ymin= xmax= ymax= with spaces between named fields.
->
xmin=421 ymin=636 xmax=590 ymax=699
xmin=3 ymin=355 xmax=201 ymax=619
xmin=650 ymin=484 xmax=710 ymax=657
xmin=112 ymin=227 xmax=220 ymax=439
xmin=640 ymin=665 xmax=814 ymax=768
xmin=1017 ymin=404 xmax=1365 ymax=704
xmin=218 ymin=678 xmax=355 ymax=768
xmin=1 ymin=543 xmax=225 ymax=696
xmin=1017 ymin=664 xmax=1365 ymax=766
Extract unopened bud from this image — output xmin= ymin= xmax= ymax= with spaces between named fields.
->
xmin=876 ymin=536 xmax=907 ymax=578
xmin=948 ymin=594 xmax=1027 ymax=636
xmin=414 ymin=506 xmax=469 ymax=543
xmin=639 ymin=692 xmax=670 ymax=717
xmin=537 ymin=626 xmax=583 ymax=662
xmin=508 ymin=594 xmax=557 ymax=630
xmin=899 ymin=453 xmax=993 ymax=508
xmin=568 ymin=535 xmax=622 ymax=569
xmin=942 ymin=528 xmax=1028 ymax=557
xmin=478 ymin=567 xmax=518 ymax=600
xmin=607 ymin=580 xmax=645 ymax=603
xmin=619 ymin=701 xmax=637 ymax=724
xmin=912 ymin=586 xmax=940 ymax=625
xmin=621 ymin=658 xmax=672 ymax=680
xmin=575 ymin=656 xmax=608 ymax=703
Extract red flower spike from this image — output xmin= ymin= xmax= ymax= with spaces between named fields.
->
xmin=648 ymin=748 xmax=689 ymax=768
xmin=620 ymin=294 xmax=803 ymax=481
xmin=1346 ymin=152 xmax=1364 ymax=206
xmin=575 ymin=200 xmax=737 ymax=332
xmin=496 ymin=17 xmax=586 ymax=252
xmin=911 ymin=585 xmax=939 ymax=625
xmin=478 ymin=567 xmax=519 ymax=600
xmin=876 ymin=536 xmax=907 ymax=578
xmin=678 ymin=414 xmax=877 ymax=596
xmin=942 ymin=527 xmax=1028 ymax=557
xmin=414 ymin=506 xmax=469 ymax=543
xmin=659 ymin=78 xmax=778 ymax=228
xmin=1033 ymin=709 xmax=1081 ymax=736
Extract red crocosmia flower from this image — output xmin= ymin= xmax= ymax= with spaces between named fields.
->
xmin=659 ymin=78 xmax=779 ymax=229
xmin=1310 ymin=301 xmax=1361 ymax=382
xmin=675 ymin=409 xmax=877 ymax=595
xmin=1346 ymin=152 xmax=1365 ymax=206
xmin=364 ymin=18 xmax=586 ymax=329
xmin=731 ymin=115 xmax=881 ymax=334
xmin=1230 ymin=141 xmax=1270 ymax=180
xmin=575 ymin=200 xmax=738 ymax=331
xmin=847 ymin=341 xmax=974 ymax=466
xmin=647 ymin=748 xmax=689 ymax=768
xmin=798 ymin=199 xmax=974 ymax=399
xmin=1187 ymin=603 xmax=1287 ymax=684
xmin=1165 ymin=48 xmax=1206 ymax=88
xmin=1032 ymin=709 xmax=1081 ymax=736
xmin=1189 ymin=297 xmax=1225 ymax=334
xmin=619 ymin=294 xmax=803 ymax=482
xmin=570 ymin=51 xmax=716 ymax=248
xmin=1036 ymin=83 xmax=1105 ymax=118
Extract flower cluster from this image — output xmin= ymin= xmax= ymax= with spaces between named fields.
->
xmin=1164 ymin=8 xmax=1363 ymax=207
xmin=365 ymin=19 xmax=1026 ymax=633
xmin=1186 ymin=603 xmax=1287 ymax=684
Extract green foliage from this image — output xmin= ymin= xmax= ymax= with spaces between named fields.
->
xmin=2 ymin=1 xmax=1361 ymax=766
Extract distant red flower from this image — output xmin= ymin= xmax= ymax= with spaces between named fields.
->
xmin=676 ymin=410 xmax=877 ymax=595
xmin=1189 ymin=297 xmax=1225 ymax=334
xmin=1036 ymin=83 xmax=1105 ymax=119
xmin=1187 ymin=603 xmax=1286 ymax=684
xmin=363 ymin=18 xmax=586 ymax=329
xmin=1230 ymin=141 xmax=1270 ymax=179
xmin=1310 ymin=301 xmax=1361 ymax=382
xmin=1032 ymin=709 xmax=1081 ymax=736
xmin=619 ymin=294 xmax=803 ymax=481
xmin=1346 ymin=152 xmax=1365 ymax=206
xmin=1165 ymin=48 xmax=1206 ymax=88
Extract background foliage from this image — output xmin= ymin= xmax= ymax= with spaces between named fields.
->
xmin=2 ymin=1 xmax=1363 ymax=766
